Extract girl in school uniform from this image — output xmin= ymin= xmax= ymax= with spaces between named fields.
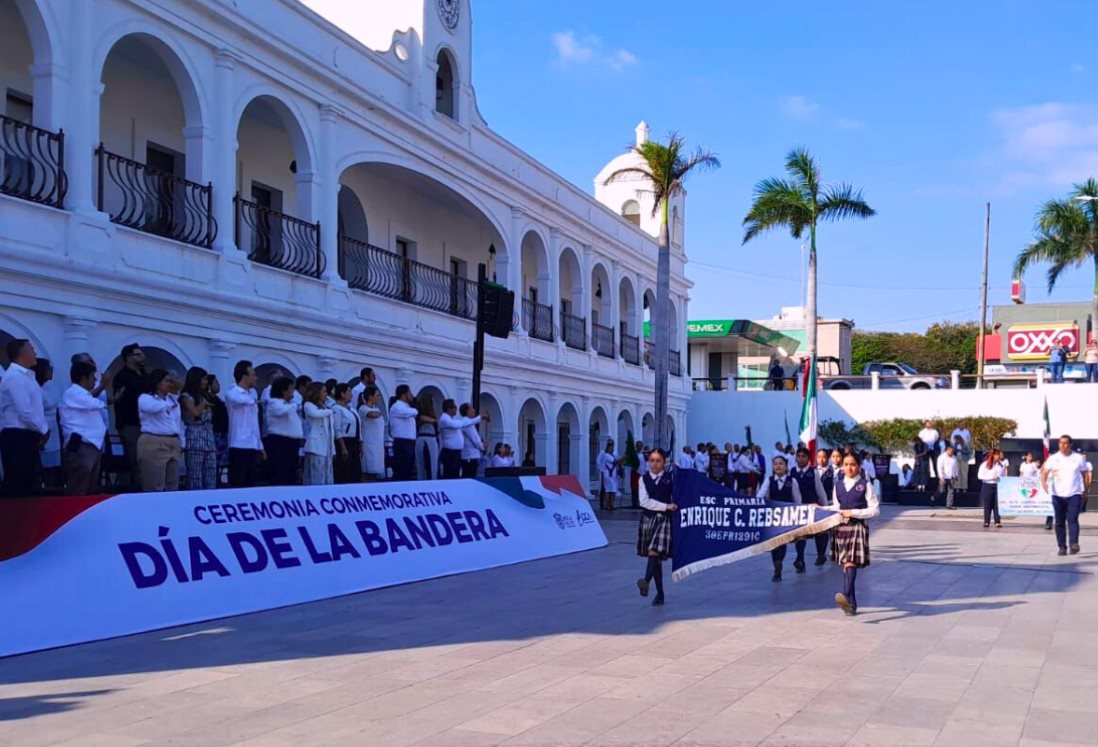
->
xmin=755 ymin=455 xmax=802 ymax=581
xmin=977 ymin=448 xmax=1009 ymax=529
xmin=830 ymin=452 xmax=880 ymax=616
xmin=636 ymin=448 xmax=676 ymax=606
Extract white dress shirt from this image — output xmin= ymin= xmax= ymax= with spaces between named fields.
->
xmin=303 ymin=402 xmax=334 ymax=457
xmin=918 ymin=427 xmax=940 ymax=450
xmin=59 ymin=383 xmax=108 ymax=447
xmin=266 ymin=398 xmax=304 ymax=439
xmin=1043 ymin=451 xmax=1088 ymax=497
xmin=462 ymin=422 xmax=485 ymax=461
xmin=756 ymin=473 xmax=802 ymax=502
xmin=638 ymin=470 xmax=672 ymax=511
xmin=831 ymin=476 xmax=881 ymax=519
xmin=1019 ymin=462 xmax=1040 ymax=479
xmin=138 ymin=393 xmax=182 ymax=438
xmin=898 ymin=469 xmax=913 ymax=488
xmin=389 ymin=400 xmax=418 ymax=440
xmin=977 ymin=460 xmax=1008 ymax=483
xmin=936 ymin=452 xmax=959 ymax=480
xmin=225 ymin=385 xmax=262 ymax=450
xmin=677 ymin=452 xmax=694 ymax=470
xmin=333 ymin=404 xmax=360 ymax=439
xmin=490 ymin=454 xmax=514 ymax=468
xmin=0 ymin=362 xmax=48 ymax=434
xmin=694 ymin=451 xmax=710 ymax=473
xmin=439 ymin=412 xmax=479 ymax=450
xmin=861 ymin=458 xmax=877 ymax=479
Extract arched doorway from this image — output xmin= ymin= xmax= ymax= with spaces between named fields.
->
xmin=616 ymin=409 xmax=634 ymax=461
xmin=104 ymin=345 xmax=188 ymax=379
xmin=588 ymin=405 xmax=610 ymax=492
xmin=517 ymin=397 xmax=547 ymax=468
xmin=558 ymin=245 xmax=585 ymax=349
xmin=3 ymin=0 xmax=56 ymax=130
xmin=555 ymin=401 xmax=581 ymax=476
xmin=520 ymin=230 xmax=552 ymax=340
xmin=478 ymin=391 xmax=506 ymax=456
xmin=642 ymin=412 xmax=655 ymax=446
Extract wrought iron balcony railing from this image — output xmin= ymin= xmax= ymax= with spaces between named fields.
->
xmin=645 ymin=342 xmax=684 ymax=376
xmin=593 ymin=322 xmax=615 ymax=359
xmin=522 ymin=298 xmax=555 ymax=342
xmin=1 ymin=115 xmax=66 ymax=208
xmin=236 ymin=195 xmax=322 ymax=278
xmin=339 ymin=236 xmax=477 ymax=321
xmin=96 ymin=146 xmax=215 ymax=248
xmin=560 ymin=311 xmax=587 ymax=350
xmin=621 ymin=332 xmax=640 ymax=365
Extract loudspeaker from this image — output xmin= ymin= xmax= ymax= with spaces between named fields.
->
xmin=481 ymin=283 xmax=514 ymax=339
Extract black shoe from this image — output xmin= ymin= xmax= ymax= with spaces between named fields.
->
xmin=652 ymin=593 xmax=665 ymax=606
xmin=636 ymin=578 xmax=649 ymax=597
xmin=814 ymin=556 xmax=827 ymax=566
xmin=794 ymin=559 xmax=806 ymax=573
xmin=947 ymin=506 xmax=957 ymax=511
xmin=995 ymin=522 xmax=1002 ymax=528
xmin=1058 ymin=547 xmax=1068 ymax=556
xmin=1070 ymin=545 xmax=1081 ymax=555
xmin=1045 ymin=523 xmax=1053 ymax=530
xmin=772 ymin=564 xmax=782 ymax=582
xmin=983 ymin=523 xmax=990 ymax=528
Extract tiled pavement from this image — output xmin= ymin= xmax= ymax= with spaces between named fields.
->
xmin=2 ymin=505 xmax=1098 ymax=746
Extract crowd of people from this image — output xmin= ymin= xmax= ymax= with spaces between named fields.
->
xmin=0 ymin=339 xmax=520 ymax=498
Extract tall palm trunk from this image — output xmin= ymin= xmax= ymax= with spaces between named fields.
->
xmin=1092 ymin=255 xmax=1098 ymax=344
xmin=806 ymin=223 xmax=818 ymax=364
xmin=653 ymin=200 xmax=671 ymax=450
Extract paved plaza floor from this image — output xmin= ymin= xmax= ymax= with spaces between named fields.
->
xmin=3 ymin=505 xmax=1098 ymax=746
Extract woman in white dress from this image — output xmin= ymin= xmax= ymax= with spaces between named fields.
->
xmin=35 ymin=359 xmax=61 ymax=486
xmin=597 ymin=439 xmax=621 ymax=511
xmin=302 ymin=382 xmax=334 ymax=485
xmin=357 ymin=385 xmax=386 ymax=480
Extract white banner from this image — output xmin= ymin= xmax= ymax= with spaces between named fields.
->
xmin=0 ymin=475 xmax=604 ymax=657
xmin=997 ymin=476 xmax=1053 ymax=517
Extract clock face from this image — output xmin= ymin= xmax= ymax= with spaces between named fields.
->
xmin=437 ymin=0 xmax=460 ymax=31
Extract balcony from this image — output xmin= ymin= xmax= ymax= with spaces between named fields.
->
xmin=1 ymin=115 xmax=66 ymax=208
xmin=339 ymin=236 xmax=477 ymax=321
xmin=523 ymin=298 xmax=555 ymax=342
xmin=645 ymin=342 xmax=684 ymax=376
xmin=621 ymin=332 xmax=640 ymax=365
xmin=236 ymin=196 xmax=323 ymax=278
xmin=560 ymin=311 xmax=587 ymax=351
xmin=592 ymin=322 xmax=615 ymax=359
xmin=96 ymin=146 xmax=215 ymax=248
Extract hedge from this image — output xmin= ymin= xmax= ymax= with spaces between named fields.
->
xmin=819 ymin=416 xmax=1018 ymax=454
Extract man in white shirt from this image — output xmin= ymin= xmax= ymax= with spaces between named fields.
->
xmin=388 ymin=384 xmax=418 ymax=481
xmin=439 ymin=398 xmax=482 ymax=479
xmin=918 ymin=421 xmax=940 ymax=479
xmin=459 ymin=403 xmax=487 ymax=478
xmin=677 ymin=447 xmax=694 ymax=471
xmin=225 ymin=360 xmax=264 ymax=488
xmin=59 ymin=361 xmax=111 ymax=495
xmin=934 ymin=445 xmax=959 ymax=509
xmin=70 ymin=353 xmax=111 ymax=428
xmin=258 ymin=367 xmax=288 ymax=438
xmin=350 ymin=367 xmax=376 ymax=409
xmin=1041 ymin=435 xmax=1090 ymax=555
xmin=0 ymin=338 xmax=48 ymax=497
xmin=693 ymin=443 xmax=710 ymax=474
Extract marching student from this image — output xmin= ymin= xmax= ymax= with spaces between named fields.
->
xmin=756 ymin=455 xmax=802 ymax=581
xmin=830 ymin=452 xmax=880 ymax=616
xmin=597 ymin=439 xmax=622 ymax=511
xmin=977 ymin=448 xmax=1008 ymax=528
xmin=790 ymin=447 xmax=830 ymax=567
xmin=636 ymin=448 xmax=676 ymax=606
xmin=1041 ymin=435 xmax=1090 ymax=555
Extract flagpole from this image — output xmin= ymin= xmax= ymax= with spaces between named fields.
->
xmin=977 ymin=202 xmax=991 ymax=389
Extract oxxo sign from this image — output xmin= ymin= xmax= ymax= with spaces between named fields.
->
xmin=1006 ymin=323 xmax=1079 ymax=361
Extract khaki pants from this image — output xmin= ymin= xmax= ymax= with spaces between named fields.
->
xmin=137 ymin=434 xmax=181 ymax=492
xmin=64 ymin=440 xmax=103 ymax=495
xmin=956 ymin=459 xmax=970 ymax=492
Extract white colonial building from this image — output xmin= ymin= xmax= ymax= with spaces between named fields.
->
xmin=0 ymin=0 xmax=692 ymax=489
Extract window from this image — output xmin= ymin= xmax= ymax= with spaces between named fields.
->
xmin=3 ymin=91 xmax=34 ymax=195
xmin=5 ymin=90 xmax=33 ymax=123
xmin=435 ymin=51 xmax=456 ymax=119
xmin=528 ymin=287 xmax=538 ymax=304
xmin=622 ymin=200 xmax=640 ymax=226
xmin=561 ymin=299 xmax=571 ymax=315
xmin=449 ymin=257 xmax=468 ymax=316
xmin=396 ymin=239 xmax=412 ymax=301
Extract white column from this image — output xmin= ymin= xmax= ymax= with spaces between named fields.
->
xmin=610 ymin=260 xmax=621 ymax=357
xmin=207 ymin=339 xmax=238 ymax=391
xmin=30 ymin=63 xmax=61 ymax=131
xmin=63 ymin=0 xmax=100 ymax=216
xmin=509 ymin=208 xmax=526 ymax=333
xmin=578 ymin=397 xmax=592 ymax=490
xmin=548 ymin=228 xmax=562 ymax=342
xmin=211 ymin=50 xmax=240 ymax=253
xmin=542 ymin=398 xmax=557 ymax=475
xmin=317 ymin=105 xmax=342 ymax=283
xmin=62 ymin=317 xmax=98 ymax=370
xmin=580 ymin=245 xmax=594 ymax=339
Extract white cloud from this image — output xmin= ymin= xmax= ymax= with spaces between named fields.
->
xmin=989 ymin=103 xmax=1098 ymax=191
xmin=780 ymin=95 xmax=820 ymax=120
xmin=552 ymin=31 xmax=637 ymax=72
xmin=1071 ymin=63 xmax=1086 ymax=74
xmin=835 ymin=117 xmax=866 ymax=130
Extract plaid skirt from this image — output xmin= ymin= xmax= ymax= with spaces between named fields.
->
xmin=637 ymin=512 xmax=672 ymax=559
xmin=831 ymin=520 xmax=870 ymax=567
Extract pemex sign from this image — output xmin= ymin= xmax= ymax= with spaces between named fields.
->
xmin=1005 ymin=323 xmax=1079 ymax=361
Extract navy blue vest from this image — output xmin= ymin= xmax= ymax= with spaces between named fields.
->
xmin=835 ymin=475 xmax=869 ymax=511
xmin=768 ymin=475 xmax=795 ymax=502
xmin=642 ymin=471 xmax=673 ymax=515
xmin=818 ymin=466 xmax=834 ymax=502
xmin=790 ymin=466 xmax=819 ymax=504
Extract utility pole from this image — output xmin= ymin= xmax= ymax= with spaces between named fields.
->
xmin=472 ymin=263 xmax=486 ymax=412
xmin=976 ymin=203 xmax=991 ymax=389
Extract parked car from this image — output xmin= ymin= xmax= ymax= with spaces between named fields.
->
xmin=824 ymin=361 xmax=947 ymax=390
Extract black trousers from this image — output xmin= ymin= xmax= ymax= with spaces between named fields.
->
xmin=980 ymin=482 xmax=1000 ymax=525
xmin=1 ymin=428 xmax=40 ymax=497
xmin=266 ymin=435 xmax=301 ymax=486
xmin=392 ymin=438 xmax=415 ymax=481
xmin=335 ymin=439 xmax=362 ymax=484
xmin=461 ymin=458 xmax=479 ymax=478
xmin=228 ymin=448 xmax=261 ymax=488
xmin=440 ymin=448 xmax=462 ymax=479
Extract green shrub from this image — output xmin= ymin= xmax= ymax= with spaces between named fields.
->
xmin=860 ymin=416 xmax=1018 ymax=454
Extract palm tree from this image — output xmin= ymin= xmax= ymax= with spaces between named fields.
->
xmin=1014 ymin=179 xmax=1098 ymax=349
xmin=743 ymin=149 xmax=874 ymax=370
xmin=604 ymin=133 xmax=719 ymax=450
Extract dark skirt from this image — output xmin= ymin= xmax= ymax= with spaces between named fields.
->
xmin=637 ymin=512 xmax=673 ymax=559
xmin=831 ymin=519 xmax=870 ymax=567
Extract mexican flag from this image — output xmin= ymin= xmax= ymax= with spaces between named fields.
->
xmin=799 ymin=356 xmax=818 ymax=454
xmin=1042 ymin=396 xmax=1051 ymax=460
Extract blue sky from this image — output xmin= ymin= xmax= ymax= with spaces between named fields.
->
xmin=469 ymin=0 xmax=1098 ymax=332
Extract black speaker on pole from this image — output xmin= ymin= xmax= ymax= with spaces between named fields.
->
xmin=481 ymin=282 xmax=514 ymax=340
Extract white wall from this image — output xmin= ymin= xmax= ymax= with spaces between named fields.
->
xmin=100 ymin=46 xmax=187 ymax=162
xmin=688 ymin=387 xmax=1098 ymax=456
xmin=237 ymin=104 xmax=300 ymax=214
xmin=0 ymin=1 xmax=34 ymax=108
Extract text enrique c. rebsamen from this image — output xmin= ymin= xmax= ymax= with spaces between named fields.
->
xmin=118 ymin=491 xmax=509 ymax=589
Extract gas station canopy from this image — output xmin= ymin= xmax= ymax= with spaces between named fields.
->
xmin=645 ymin=319 xmax=802 ymax=358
